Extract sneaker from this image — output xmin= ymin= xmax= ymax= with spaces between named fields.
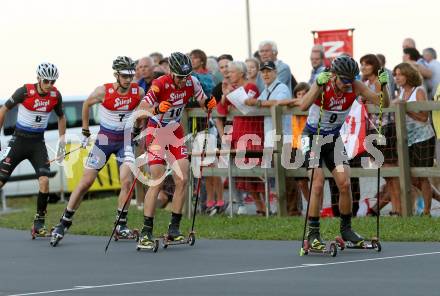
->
xmin=307 ymin=226 xmax=325 ymax=251
xmin=206 ymin=206 xmax=218 ymax=216
xmin=33 ymin=214 xmax=47 ymax=235
xmin=139 ymin=227 xmax=155 ymax=247
xmin=341 ymin=227 xmax=364 ymax=246
xmin=167 ymin=224 xmax=184 ymax=241
xmin=237 ymin=205 xmax=247 ymax=215
xmin=116 ymin=224 xmax=131 ymax=238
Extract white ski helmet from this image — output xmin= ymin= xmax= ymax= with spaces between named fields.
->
xmin=36 ymin=62 xmax=59 ymax=80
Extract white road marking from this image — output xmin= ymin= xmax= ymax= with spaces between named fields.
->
xmin=8 ymin=251 xmax=440 ymax=296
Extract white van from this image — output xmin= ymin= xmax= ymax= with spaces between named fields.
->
xmin=0 ymin=96 xmax=121 ymax=199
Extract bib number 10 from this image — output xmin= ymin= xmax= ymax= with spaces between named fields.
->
xmin=169 ymin=107 xmax=182 ymax=118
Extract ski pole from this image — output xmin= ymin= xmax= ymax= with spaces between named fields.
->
xmin=300 ymin=92 xmax=324 ymax=256
xmin=191 ymin=110 xmax=211 ymax=232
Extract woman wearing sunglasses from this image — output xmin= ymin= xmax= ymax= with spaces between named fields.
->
xmin=292 ymin=55 xmax=390 ymax=251
xmin=0 ymin=62 xmax=66 ymax=238
xmin=51 ymin=56 xmax=145 ymax=245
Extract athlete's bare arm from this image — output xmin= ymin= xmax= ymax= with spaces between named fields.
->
xmin=57 ymin=115 xmax=67 ymax=140
xmin=82 ymin=85 xmax=105 ymax=130
xmin=297 ymin=82 xmax=322 ymax=111
xmin=354 ymin=80 xmax=390 ymax=107
xmin=137 ymin=100 xmax=156 ymax=119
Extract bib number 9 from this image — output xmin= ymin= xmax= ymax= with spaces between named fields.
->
xmin=329 ymin=113 xmax=337 ymax=123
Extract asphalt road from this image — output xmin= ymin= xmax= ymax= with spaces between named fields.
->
xmin=1 ymin=228 xmax=439 ymax=296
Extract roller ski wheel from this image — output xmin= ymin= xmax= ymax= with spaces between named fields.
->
xmin=371 ymin=237 xmax=382 ymax=252
xmin=114 ymin=226 xmax=139 ymax=241
xmin=300 ymin=239 xmax=337 ymax=257
xmin=188 ymin=232 xmax=196 ymax=246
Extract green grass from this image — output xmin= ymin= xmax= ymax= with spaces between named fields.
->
xmin=0 ymin=196 xmax=438 ymax=241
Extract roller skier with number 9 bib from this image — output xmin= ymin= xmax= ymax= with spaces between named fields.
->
xmin=50 ymin=56 xmax=145 ymax=246
xmin=292 ymin=56 xmax=390 ymax=254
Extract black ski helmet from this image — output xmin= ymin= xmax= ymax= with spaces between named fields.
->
xmin=169 ymin=52 xmax=192 ymax=76
xmin=331 ymin=55 xmax=359 ymax=80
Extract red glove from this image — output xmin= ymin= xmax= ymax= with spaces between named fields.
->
xmin=205 ymin=96 xmax=217 ymax=110
xmin=154 ymin=101 xmax=172 ymax=114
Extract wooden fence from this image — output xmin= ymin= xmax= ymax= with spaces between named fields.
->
xmin=182 ymin=101 xmax=440 ymax=217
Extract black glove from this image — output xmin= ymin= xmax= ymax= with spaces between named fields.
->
xmin=132 ymin=126 xmax=142 ymax=146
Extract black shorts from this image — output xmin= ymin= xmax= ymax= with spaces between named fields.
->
xmin=0 ymin=134 xmax=50 ymax=183
xmin=368 ymin=123 xmax=398 ymax=165
xmin=302 ymin=132 xmax=349 ymax=172
xmin=409 ymin=137 xmax=435 ymax=167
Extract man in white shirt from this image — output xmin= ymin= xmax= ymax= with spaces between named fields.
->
xmin=245 ymin=61 xmax=291 ymax=147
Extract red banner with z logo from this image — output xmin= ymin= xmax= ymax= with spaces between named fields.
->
xmin=312 ymin=29 xmax=354 ymax=66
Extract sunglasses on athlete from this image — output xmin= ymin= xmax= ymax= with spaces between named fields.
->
xmin=42 ymin=79 xmax=56 ymax=85
xmin=173 ymin=73 xmax=190 ymax=81
xmin=338 ymin=75 xmax=354 ymax=84
xmin=119 ymin=74 xmax=134 ymax=80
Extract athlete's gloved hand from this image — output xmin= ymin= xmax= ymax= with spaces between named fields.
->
xmin=81 ymin=128 xmax=91 ymax=148
xmin=204 ymin=96 xmax=217 ymax=111
xmin=378 ymin=68 xmax=388 ymax=87
xmin=56 ymin=140 xmax=66 ymax=164
xmin=316 ymin=71 xmax=332 ymax=86
xmin=154 ymin=101 xmax=172 ymax=115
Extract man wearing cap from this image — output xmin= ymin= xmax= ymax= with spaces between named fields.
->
xmin=245 ymin=61 xmax=293 ymax=214
xmin=245 ymin=61 xmax=291 ymax=146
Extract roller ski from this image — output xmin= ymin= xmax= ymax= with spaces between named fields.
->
xmin=31 ymin=214 xmax=52 ymax=239
xmin=335 ymin=224 xmax=381 ymax=252
xmin=114 ymin=224 xmax=139 ymax=241
xmin=300 ymin=226 xmax=337 ymax=257
xmin=162 ymin=223 xmax=195 ymax=249
xmin=136 ymin=227 xmax=159 ymax=252
xmin=50 ymin=222 xmax=70 ymax=247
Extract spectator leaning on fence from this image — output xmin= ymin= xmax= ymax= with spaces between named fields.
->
xmin=394 ymin=62 xmax=435 ymax=216
xmin=245 ymin=61 xmax=298 ymax=215
xmin=256 ymin=40 xmax=293 ymax=95
xmin=217 ymin=61 xmax=266 ymax=215
xmin=212 ymin=54 xmax=234 ymax=138
xmin=189 ymin=49 xmax=223 ymax=216
xmin=359 ymin=54 xmax=401 ymax=216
